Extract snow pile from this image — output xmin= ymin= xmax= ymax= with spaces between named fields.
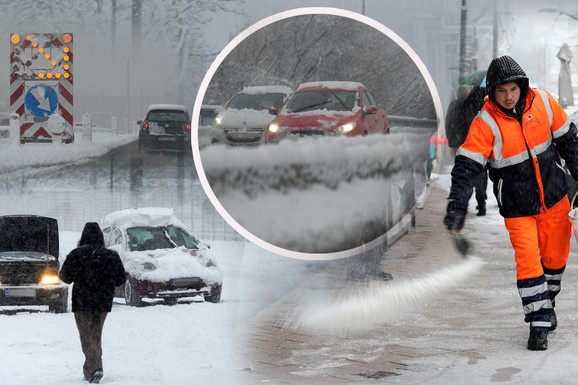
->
xmin=288 ymin=256 xmax=484 ymax=334
xmin=198 ymin=132 xmax=429 ymax=254
xmin=201 ymin=132 xmax=428 ymax=196
xmin=0 ymin=129 xmax=136 ymax=173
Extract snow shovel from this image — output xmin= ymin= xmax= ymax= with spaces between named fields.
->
xmin=452 ymin=232 xmax=471 ymax=258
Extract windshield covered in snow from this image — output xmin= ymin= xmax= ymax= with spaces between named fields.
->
xmin=225 ymin=93 xmax=286 ymax=110
xmin=282 ymin=90 xmax=357 ymax=113
xmin=126 ymin=225 xmax=199 ymax=251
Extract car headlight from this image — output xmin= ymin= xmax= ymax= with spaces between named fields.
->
xmin=142 ymin=262 xmax=157 ymax=271
xmin=337 ymin=121 xmax=357 ymax=133
xmin=268 ymin=123 xmax=280 ymax=133
xmin=39 ymin=268 xmax=61 ymax=286
xmin=214 ymin=116 xmax=222 ymax=125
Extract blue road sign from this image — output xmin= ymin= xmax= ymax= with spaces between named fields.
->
xmin=25 ymin=84 xmax=58 ymax=118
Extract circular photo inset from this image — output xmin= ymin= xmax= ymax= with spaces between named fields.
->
xmin=192 ymin=7 xmax=442 ymax=260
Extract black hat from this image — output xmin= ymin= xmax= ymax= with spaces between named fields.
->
xmin=78 ymin=222 xmax=105 ymax=247
xmin=486 ymin=55 xmax=529 ymax=103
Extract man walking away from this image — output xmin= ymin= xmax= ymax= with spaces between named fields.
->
xmin=444 ymin=55 xmax=578 ymax=351
xmin=59 ymin=222 xmax=125 ymax=383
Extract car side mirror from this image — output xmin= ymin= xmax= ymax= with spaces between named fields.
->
xmin=269 ymin=106 xmax=279 ymax=115
xmin=137 ymin=120 xmax=142 ymax=125
xmin=364 ymin=105 xmax=378 ymax=115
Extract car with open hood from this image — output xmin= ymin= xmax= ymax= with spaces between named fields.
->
xmin=0 ymin=215 xmax=68 ymax=313
xmin=264 ymin=81 xmax=389 ymax=143
xmin=100 ymin=207 xmax=222 ymax=306
xmin=212 ymin=85 xmax=293 ymax=146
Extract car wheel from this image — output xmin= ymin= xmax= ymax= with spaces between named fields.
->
xmin=49 ymin=293 xmax=68 ymax=313
xmin=124 ymin=278 xmax=143 ymax=307
xmin=205 ymin=285 xmax=221 ymax=303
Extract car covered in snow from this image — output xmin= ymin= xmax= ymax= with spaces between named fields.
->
xmin=264 ymin=81 xmax=389 ymax=143
xmin=212 ymin=85 xmax=293 ymax=146
xmin=138 ymin=104 xmax=192 ymax=151
xmin=0 ymin=215 xmax=68 ymax=313
xmin=100 ymin=208 xmax=222 ymax=306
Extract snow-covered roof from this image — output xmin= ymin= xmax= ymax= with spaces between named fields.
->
xmin=100 ymin=207 xmax=187 ymax=230
xmin=146 ymin=104 xmax=189 ymax=112
xmin=239 ymin=85 xmax=293 ymax=95
xmin=297 ymin=81 xmax=365 ymax=92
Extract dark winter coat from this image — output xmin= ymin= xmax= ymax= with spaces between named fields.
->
xmin=445 ymin=86 xmax=486 ymax=148
xmin=59 ymin=222 xmax=126 ymax=312
xmin=448 ymin=55 xmax=578 ymax=218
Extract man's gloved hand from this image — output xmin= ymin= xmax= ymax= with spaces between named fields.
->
xmin=444 ymin=200 xmax=466 ymax=232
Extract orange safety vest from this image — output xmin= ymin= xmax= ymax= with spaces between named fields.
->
xmin=456 ymin=88 xmax=571 ymax=218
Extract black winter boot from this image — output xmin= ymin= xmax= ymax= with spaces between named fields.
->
xmin=550 ymin=312 xmax=557 ymax=332
xmin=527 ymin=328 xmax=548 ymax=351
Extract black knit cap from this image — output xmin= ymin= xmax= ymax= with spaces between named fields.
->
xmin=78 ymin=222 xmax=105 ymax=247
xmin=486 ymin=55 xmax=529 ymax=107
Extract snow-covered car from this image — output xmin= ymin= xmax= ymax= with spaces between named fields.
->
xmin=0 ymin=215 xmax=68 ymax=313
xmin=212 ymin=85 xmax=293 ymax=146
xmin=264 ymin=81 xmax=389 ymax=143
xmin=138 ymin=104 xmax=192 ymax=151
xmin=100 ymin=208 xmax=223 ymax=306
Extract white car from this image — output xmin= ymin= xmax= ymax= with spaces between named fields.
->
xmin=100 ymin=207 xmax=223 ymax=306
xmin=212 ymin=85 xmax=293 ymax=146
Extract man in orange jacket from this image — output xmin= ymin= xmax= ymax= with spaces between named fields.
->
xmin=444 ymin=55 xmax=578 ymax=351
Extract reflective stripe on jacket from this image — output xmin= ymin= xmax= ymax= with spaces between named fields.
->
xmin=449 ymin=87 xmax=575 ymax=218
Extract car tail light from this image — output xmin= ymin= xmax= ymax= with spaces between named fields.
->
xmin=183 ymin=123 xmax=191 ymax=131
xmin=141 ymin=121 xmax=149 ymax=130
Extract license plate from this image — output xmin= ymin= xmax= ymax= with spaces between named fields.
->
xmin=158 ymin=136 xmax=176 ymax=141
xmin=4 ymin=287 xmax=36 ymax=297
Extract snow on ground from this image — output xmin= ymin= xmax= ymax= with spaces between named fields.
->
xmin=0 ymin=127 xmax=136 ymax=172
xmin=1 ymin=232 xmax=309 ymax=385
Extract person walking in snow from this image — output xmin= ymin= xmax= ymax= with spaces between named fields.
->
xmin=59 ymin=222 xmax=125 ymax=383
xmin=444 ymin=55 xmax=578 ymax=351
xmin=446 ymin=83 xmax=489 ymax=216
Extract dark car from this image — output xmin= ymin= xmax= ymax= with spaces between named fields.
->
xmin=101 ymin=207 xmax=223 ymax=306
xmin=0 ymin=215 xmax=68 ymax=313
xmin=138 ymin=104 xmax=192 ymax=151
xmin=264 ymin=81 xmax=389 ymax=143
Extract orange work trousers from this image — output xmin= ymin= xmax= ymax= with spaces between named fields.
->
xmin=504 ymin=197 xmax=571 ymax=280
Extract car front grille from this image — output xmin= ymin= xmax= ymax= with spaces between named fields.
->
xmin=167 ymin=277 xmax=205 ymax=290
xmin=287 ymin=130 xmax=325 ymax=137
xmin=224 ymin=128 xmax=264 ymax=143
xmin=0 ymin=261 xmax=48 ymax=285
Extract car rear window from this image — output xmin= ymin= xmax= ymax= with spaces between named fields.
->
xmin=146 ymin=110 xmax=189 ymax=123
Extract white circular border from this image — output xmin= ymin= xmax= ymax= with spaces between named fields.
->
xmin=191 ymin=7 xmax=444 ymax=261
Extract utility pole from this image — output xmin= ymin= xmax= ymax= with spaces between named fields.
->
xmin=458 ymin=0 xmax=468 ymax=83
xmin=493 ymin=0 xmax=498 ymax=57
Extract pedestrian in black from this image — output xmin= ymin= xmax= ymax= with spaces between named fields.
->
xmin=445 ymin=83 xmax=489 ymax=215
xmin=59 ymin=222 xmax=126 ymax=384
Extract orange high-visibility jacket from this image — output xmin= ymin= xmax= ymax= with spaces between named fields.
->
xmin=449 ymin=88 xmax=578 ymax=218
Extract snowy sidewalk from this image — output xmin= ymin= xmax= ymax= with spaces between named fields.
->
xmin=238 ymin=171 xmax=578 ymax=385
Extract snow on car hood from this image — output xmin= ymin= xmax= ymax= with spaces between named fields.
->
xmin=217 ymin=108 xmax=276 ymax=129
xmin=112 ymin=245 xmax=223 ymax=285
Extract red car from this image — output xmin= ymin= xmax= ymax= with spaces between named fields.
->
xmin=264 ymin=81 xmax=389 ymax=143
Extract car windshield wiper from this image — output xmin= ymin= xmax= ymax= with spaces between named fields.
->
xmin=291 ymin=101 xmax=332 ymax=113
xmin=162 ymin=229 xmax=179 ymax=248
xmin=331 ymin=92 xmax=350 ymax=110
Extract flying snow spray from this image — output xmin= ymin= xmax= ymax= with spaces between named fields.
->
xmin=287 ymin=256 xmax=484 ymax=335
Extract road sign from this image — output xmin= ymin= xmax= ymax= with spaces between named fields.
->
xmin=10 ymin=33 xmax=74 ymax=144
xmin=25 ymin=84 xmax=58 ymax=118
